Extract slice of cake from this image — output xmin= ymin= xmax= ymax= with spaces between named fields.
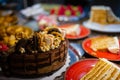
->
xmin=60 ymin=24 xmax=80 ymax=36
xmin=90 ymin=36 xmax=120 ymax=53
xmin=89 ymin=6 xmax=120 ymax=25
xmin=81 ymin=58 xmax=120 ymax=80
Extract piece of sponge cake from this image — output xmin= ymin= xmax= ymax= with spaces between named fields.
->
xmin=89 ymin=6 xmax=120 ymax=24
xmin=81 ymin=58 xmax=120 ymax=80
xmin=60 ymin=24 xmax=80 ymax=36
xmin=90 ymin=36 xmax=120 ymax=53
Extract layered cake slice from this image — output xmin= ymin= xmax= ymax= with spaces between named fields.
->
xmin=81 ymin=58 xmax=120 ymax=80
xmin=60 ymin=24 xmax=80 ymax=36
xmin=89 ymin=6 xmax=120 ymax=24
xmin=90 ymin=36 xmax=120 ymax=53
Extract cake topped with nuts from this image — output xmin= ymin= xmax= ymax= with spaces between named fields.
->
xmin=0 ymin=26 xmax=68 ymax=78
xmin=15 ymin=26 xmax=65 ymax=54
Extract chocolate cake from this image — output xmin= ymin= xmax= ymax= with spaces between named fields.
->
xmin=0 ymin=27 xmax=69 ymax=78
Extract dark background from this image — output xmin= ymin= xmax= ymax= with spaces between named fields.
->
xmin=0 ymin=0 xmax=120 ymax=17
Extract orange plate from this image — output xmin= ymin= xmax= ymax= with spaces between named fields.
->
xmin=82 ymin=37 xmax=120 ymax=61
xmin=59 ymin=24 xmax=91 ymax=39
xmin=65 ymin=59 xmax=98 ymax=80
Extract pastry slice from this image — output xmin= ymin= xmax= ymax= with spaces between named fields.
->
xmin=81 ymin=58 xmax=120 ymax=80
xmin=60 ymin=24 xmax=80 ymax=36
xmin=90 ymin=36 xmax=120 ymax=53
xmin=89 ymin=6 xmax=120 ymax=24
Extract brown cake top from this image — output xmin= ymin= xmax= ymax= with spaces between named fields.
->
xmin=15 ymin=26 xmax=66 ymax=54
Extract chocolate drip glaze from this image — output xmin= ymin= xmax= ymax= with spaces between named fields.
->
xmin=15 ymin=39 xmax=28 ymax=54
xmin=23 ymin=54 xmax=26 ymax=76
xmin=35 ymin=54 xmax=39 ymax=74
xmin=49 ymin=52 xmax=52 ymax=65
xmin=59 ymin=44 xmax=61 ymax=62
xmin=26 ymin=37 xmax=37 ymax=54
xmin=62 ymin=42 xmax=66 ymax=62
xmin=26 ymin=38 xmax=34 ymax=53
xmin=0 ymin=28 xmax=68 ymax=78
xmin=2 ymin=55 xmax=10 ymax=76
xmin=63 ymin=40 xmax=68 ymax=61
xmin=15 ymin=34 xmax=41 ymax=54
xmin=31 ymin=33 xmax=39 ymax=53
xmin=61 ymin=43 xmax=66 ymax=61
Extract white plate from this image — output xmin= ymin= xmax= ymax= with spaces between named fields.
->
xmin=83 ymin=21 xmax=120 ymax=33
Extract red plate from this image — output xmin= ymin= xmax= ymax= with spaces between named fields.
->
xmin=65 ymin=59 xmax=98 ymax=80
xmin=82 ymin=37 xmax=120 ymax=61
xmin=59 ymin=24 xmax=91 ymax=39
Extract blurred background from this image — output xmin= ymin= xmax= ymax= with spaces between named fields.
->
xmin=0 ymin=0 xmax=120 ymax=17
xmin=0 ymin=1 xmax=120 ymax=80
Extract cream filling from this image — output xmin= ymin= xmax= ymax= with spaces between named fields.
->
xmin=108 ymin=37 xmax=120 ymax=53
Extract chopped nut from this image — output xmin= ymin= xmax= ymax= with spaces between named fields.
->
xmin=19 ymin=47 xmax=25 ymax=53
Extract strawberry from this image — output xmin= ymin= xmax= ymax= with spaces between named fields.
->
xmin=58 ymin=5 xmax=65 ymax=15
xmin=77 ymin=5 xmax=83 ymax=13
xmin=70 ymin=9 xmax=75 ymax=16
xmin=50 ymin=9 xmax=55 ymax=14
xmin=0 ymin=43 xmax=9 ymax=51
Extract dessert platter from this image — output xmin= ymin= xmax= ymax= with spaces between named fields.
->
xmin=59 ymin=24 xmax=91 ymax=39
xmin=83 ymin=6 xmax=120 ymax=33
xmin=65 ymin=58 xmax=120 ymax=80
xmin=82 ymin=36 xmax=120 ymax=61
